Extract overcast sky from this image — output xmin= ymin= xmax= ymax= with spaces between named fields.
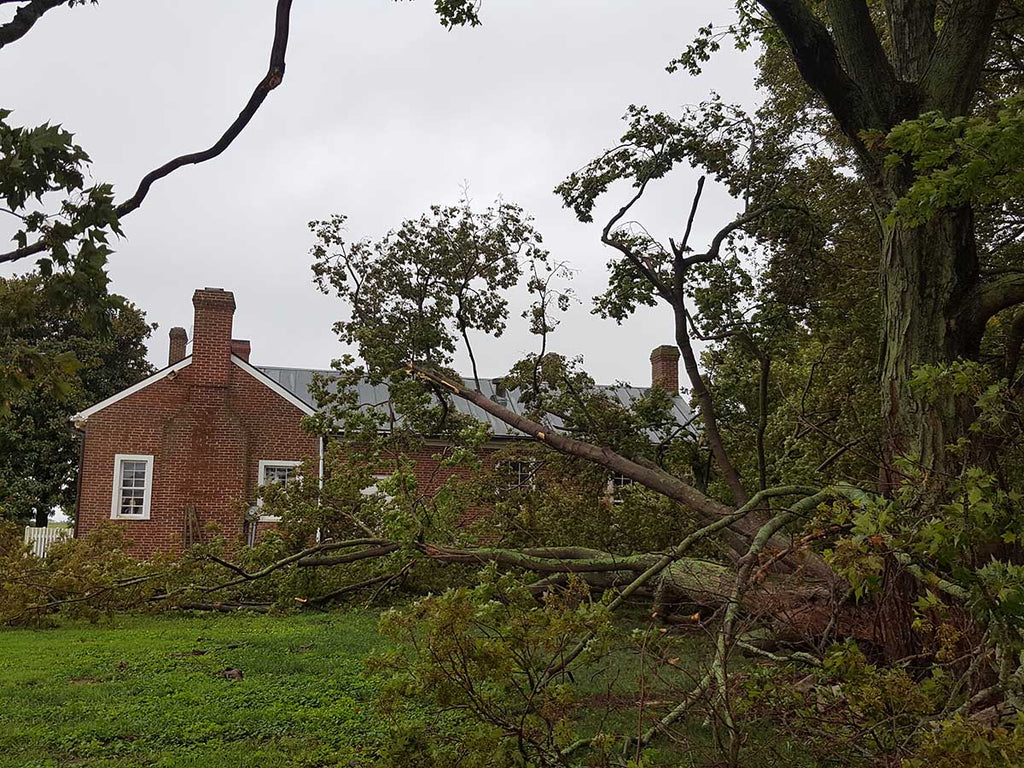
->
xmin=1 ymin=0 xmax=758 ymax=387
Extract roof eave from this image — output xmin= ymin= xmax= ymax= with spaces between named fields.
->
xmin=69 ymin=357 xmax=193 ymax=428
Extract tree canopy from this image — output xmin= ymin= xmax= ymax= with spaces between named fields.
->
xmin=290 ymin=2 xmax=1024 ymax=763
xmin=0 ymin=274 xmax=153 ymax=527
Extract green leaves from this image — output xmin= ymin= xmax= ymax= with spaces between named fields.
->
xmin=884 ymin=96 xmax=1024 ymax=226
xmin=430 ymin=0 xmax=481 ymax=29
xmin=0 ymin=111 xmax=125 ymax=424
xmin=311 ymin=199 xmax=546 ymax=383
xmin=374 ymin=568 xmax=610 ymax=766
xmin=0 ymin=111 xmax=121 ymax=282
xmin=0 ymin=111 xmax=88 ymax=210
xmin=665 ymin=2 xmax=761 ymax=77
xmin=554 ymin=98 xmax=755 ymax=224
xmin=0 ymin=274 xmax=153 ymax=524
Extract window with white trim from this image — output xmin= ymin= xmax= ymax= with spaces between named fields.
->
xmin=257 ymin=460 xmax=302 ymax=521
xmin=259 ymin=460 xmax=302 ymax=489
xmin=501 ymin=459 xmax=538 ymax=491
xmin=110 ymin=454 xmax=154 ymax=520
xmin=361 ymin=474 xmax=392 ymax=499
xmin=608 ymin=473 xmax=634 ymax=505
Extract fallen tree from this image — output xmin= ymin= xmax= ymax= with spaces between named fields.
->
xmin=298 ymin=0 xmax=1024 ymax=746
xmin=7 ymin=1 xmax=1024 ymax=763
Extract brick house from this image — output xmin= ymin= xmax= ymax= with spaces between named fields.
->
xmin=72 ymin=288 xmax=689 ymax=557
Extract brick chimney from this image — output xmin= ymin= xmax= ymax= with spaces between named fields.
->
xmin=230 ymin=339 xmax=251 ymax=363
xmin=168 ymin=327 xmax=188 ymax=366
xmin=191 ymin=288 xmax=236 ymax=386
xmin=650 ymin=345 xmax=680 ymax=393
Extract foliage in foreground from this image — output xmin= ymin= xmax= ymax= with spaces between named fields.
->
xmin=372 ymin=569 xmax=611 ymax=766
xmin=7 ymin=1 xmax=1024 ymax=766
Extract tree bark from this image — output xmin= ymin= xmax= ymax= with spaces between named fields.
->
xmin=0 ymin=0 xmax=65 ymax=51
xmin=408 ymin=362 xmax=780 ymax=557
xmin=875 ymin=555 xmax=921 ymax=661
xmin=674 ymin=307 xmax=749 ymax=506
xmin=879 ymin=203 xmax=981 ymax=482
xmin=884 ymin=0 xmax=937 ymax=81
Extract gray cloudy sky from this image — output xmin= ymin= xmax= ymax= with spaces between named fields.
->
xmin=1 ymin=0 xmax=757 ymax=386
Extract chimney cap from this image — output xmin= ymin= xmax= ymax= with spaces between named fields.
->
xmin=169 ymin=326 xmax=187 ymax=338
xmin=650 ymin=344 xmax=680 ymax=360
xmin=192 ymin=287 xmax=236 ymax=309
xmin=230 ymin=338 xmax=251 ymax=363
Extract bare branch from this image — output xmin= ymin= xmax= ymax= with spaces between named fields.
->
xmin=756 ymin=353 xmax=771 ymax=491
xmin=676 ymin=202 xmax=784 ymax=273
xmin=668 ymin=185 xmax=788 ymax=507
xmin=407 ymin=361 xmax=814 ymax=557
xmin=600 ymin=175 xmax=674 ymax=301
xmin=306 ymin=568 xmax=408 ymax=606
xmin=202 ymin=537 xmax=389 ymax=594
xmin=669 ymin=175 xmax=706 ymax=300
xmin=116 ymin=0 xmax=292 ymax=218
xmin=0 ymin=0 xmax=66 ymax=51
xmin=297 ymin=543 xmax=400 ymax=568
xmin=0 ymin=0 xmax=294 ymax=265
xmin=964 ymin=272 xmax=1024 ymax=331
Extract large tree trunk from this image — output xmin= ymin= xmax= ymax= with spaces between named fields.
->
xmin=879 ymin=202 xmax=980 ymax=485
xmin=876 ymin=199 xmax=981 ymax=660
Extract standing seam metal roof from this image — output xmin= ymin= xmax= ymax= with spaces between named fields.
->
xmin=257 ymin=366 xmax=694 ymax=438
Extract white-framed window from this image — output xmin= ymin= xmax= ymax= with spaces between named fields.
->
xmin=361 ymin=474 xmax=392 ymax=499
xmin=608 ymin=472 xmax=635 ymax=505
xmin=110 ymin=454 xmax=154 ymax=520
xmin=501 ymin=459 xmax=538 ymax=491
xmin=257 ymin=459 xmax=302 ymax=521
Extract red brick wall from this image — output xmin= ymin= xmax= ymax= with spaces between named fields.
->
xmin=191 ymin=289 xmax=235 ymax=386
xmin=168 ymin=327 xmax=188 ymax=365
xmin=76 ymin=358 xmax=318 ymax=558
xmin=367 ymin=442 xmax=503 ymax=526
xmin=77 ymin=288 xmax=547 ymax=556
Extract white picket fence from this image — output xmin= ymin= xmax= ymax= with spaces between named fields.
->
xmin=23 ymin=526 xmax=71 ymax=558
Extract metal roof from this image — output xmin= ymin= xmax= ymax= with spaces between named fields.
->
xmin=258 ymin=365 xmax=694 ymax=438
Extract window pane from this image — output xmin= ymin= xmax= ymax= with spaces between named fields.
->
xmin=263 ymin=465 xmax=294 ymax=485
xmin=611 ymin=473 xmax=633 ymax=488
xmin=117 ymin=458 xmax=148 ymax=516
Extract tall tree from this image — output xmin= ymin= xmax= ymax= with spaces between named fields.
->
xmin=749 ymin=0 xmax=1018 ymax=480
xmin=0 ymin=274 xmax=153 ymax=526
xmin=302 ymin=0 xmax=1024 ymax=679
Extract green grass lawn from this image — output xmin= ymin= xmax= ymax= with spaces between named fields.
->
xmin=0 ymin=611 xmax=813 ymax=767
xmin=0 ymin=611 xmax=395 ymax=768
